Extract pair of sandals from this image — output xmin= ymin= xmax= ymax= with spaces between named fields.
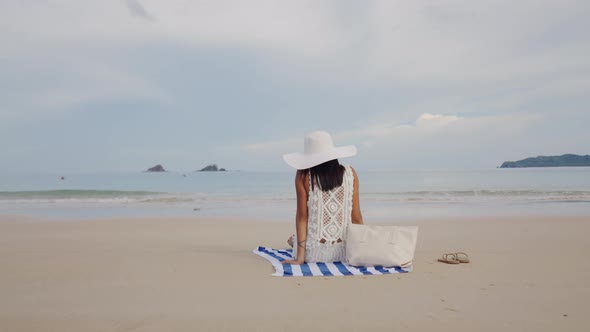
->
xmin=438 ymin=252 xmax=470 ymax=264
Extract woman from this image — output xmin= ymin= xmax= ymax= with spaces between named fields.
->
xmin=281 ymin=131 xmax=364 ymax=265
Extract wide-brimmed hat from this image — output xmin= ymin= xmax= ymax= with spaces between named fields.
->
xmin=282 ymin=131 xmax=357 ymax=169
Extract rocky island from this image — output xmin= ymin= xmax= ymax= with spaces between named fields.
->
xmin=196 ymin=164 xmax=226 ymax=172
xmin=500 ymin=154 xmax=590 ymax=168
xmin=145 ymin=164 xmax=167 ymax=172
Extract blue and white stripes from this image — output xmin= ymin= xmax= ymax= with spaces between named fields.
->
xmin=254 ymin=246 xmax=411 ymax=277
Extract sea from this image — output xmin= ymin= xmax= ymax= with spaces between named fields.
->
xmin=1 ymin=168 xmax=590 ymax=221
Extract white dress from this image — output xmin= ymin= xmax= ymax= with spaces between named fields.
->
xmin=293 ymin=165 xmax=354 ymax=263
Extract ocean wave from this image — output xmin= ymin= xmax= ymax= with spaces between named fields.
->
xmin=138 ymin=197 xmax=196 ymax=203
xmin=364 ymin=190 xmax=590 ymax=202
xmin=0 ymin=190 xmax=164 ymax=200
xmin=1 ymin=189 xmax=590 ymax=206
xmin=0 ymin=190 xmax=210 ymax=206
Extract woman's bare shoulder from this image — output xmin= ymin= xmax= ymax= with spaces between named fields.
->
xmin=295 ymin=170 xmax=310 ymax=189
xmin=295 ymin=169 xmax=308 ymax=181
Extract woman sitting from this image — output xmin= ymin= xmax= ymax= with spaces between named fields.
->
xmin=282 ymin=131 xmax=363 ymax=265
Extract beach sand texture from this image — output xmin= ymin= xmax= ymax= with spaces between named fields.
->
xmin=1 ymin=216 xmax=589 ymax=331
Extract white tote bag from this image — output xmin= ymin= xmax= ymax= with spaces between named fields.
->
xmin=345 ymin=224 xmax=418 ymax=268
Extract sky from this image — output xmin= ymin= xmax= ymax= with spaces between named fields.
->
xmin=1 ymin=0 xmax=589 ymax=172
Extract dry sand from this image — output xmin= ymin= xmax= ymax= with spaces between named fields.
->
xmin=1 ymin=215 xmax=589 ymax=331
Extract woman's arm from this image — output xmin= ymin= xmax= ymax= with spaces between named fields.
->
xmin=282 ymin=170 xmax=308 ymax=265
xmin=351 ymin=167 xmax=364 ymax=225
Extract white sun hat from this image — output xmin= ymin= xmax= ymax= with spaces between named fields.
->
xmin=282 ymin=131 xmax=357 ymax=169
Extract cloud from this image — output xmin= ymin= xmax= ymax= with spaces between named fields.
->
xmin=337 ymin=112 xmax=466 ymax=140
xmin=242 ymin=112 xmax=543 ymax=169
xmin=0 ymin=1 xmax=588 ymax=171
xmin=416 ymin=113 xmax=459 ymax=127
xmin=125 ymin=0 xmax=155 ymax=21
xmin=0 ymin=56 xmax=169 ymax=121
xmin=248 ymin=112 xmax=493 ymax=152
xmin=1 ymin=1 xmax=587 ymax=103
xmin=244 ymin=137 xmax=300 ymax=154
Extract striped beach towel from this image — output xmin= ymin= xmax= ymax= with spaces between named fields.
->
xmin=254 ymin=246 xmax=411 ymax=277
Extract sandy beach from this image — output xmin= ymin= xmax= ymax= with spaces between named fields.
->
xmin=1 ymin=215 xmax=588 ymax=331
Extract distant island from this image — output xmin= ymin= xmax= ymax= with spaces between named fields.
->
xmin=500 ymin=154 xmax=590 ymax=168
xmin=196 ymin=164 xmax=226 ymax=172
xmin=145 ymin=164 xmax=167 ymax=172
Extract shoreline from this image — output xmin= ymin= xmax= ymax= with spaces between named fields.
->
xmin=3 ymin=168 xmax=590 ymax=222
xmin=5 ymin=212 xmax=590 ymax=226
xmin=1 ymin=215 xmax=589 ymax=331
xmin=3 ymin=198 xmax=590 ymax=222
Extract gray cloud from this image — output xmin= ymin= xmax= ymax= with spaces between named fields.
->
xmin=0 ymin=1 xmax=588 ymax=171
xmin=125 ymin=0 xmax=154 ymax=20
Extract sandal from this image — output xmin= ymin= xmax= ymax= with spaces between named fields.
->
xmin=454 ymin=252 xmax=470 ymax=263
xmin=438 ymin=253 xmax=460 ymax=264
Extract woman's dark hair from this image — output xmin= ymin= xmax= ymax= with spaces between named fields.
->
xmin=307 ymin=159 xmax=345 ymax=192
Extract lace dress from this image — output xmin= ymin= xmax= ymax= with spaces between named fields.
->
xmin=293 ymin=165 xmax=354 ymax=263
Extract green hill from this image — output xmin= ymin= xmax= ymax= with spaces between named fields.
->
xmin=500 ymin=154 xmax=590 ymax=168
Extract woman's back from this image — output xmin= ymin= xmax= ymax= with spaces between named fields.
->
xmin=296 ymin=165 xmax=354 ymax=263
